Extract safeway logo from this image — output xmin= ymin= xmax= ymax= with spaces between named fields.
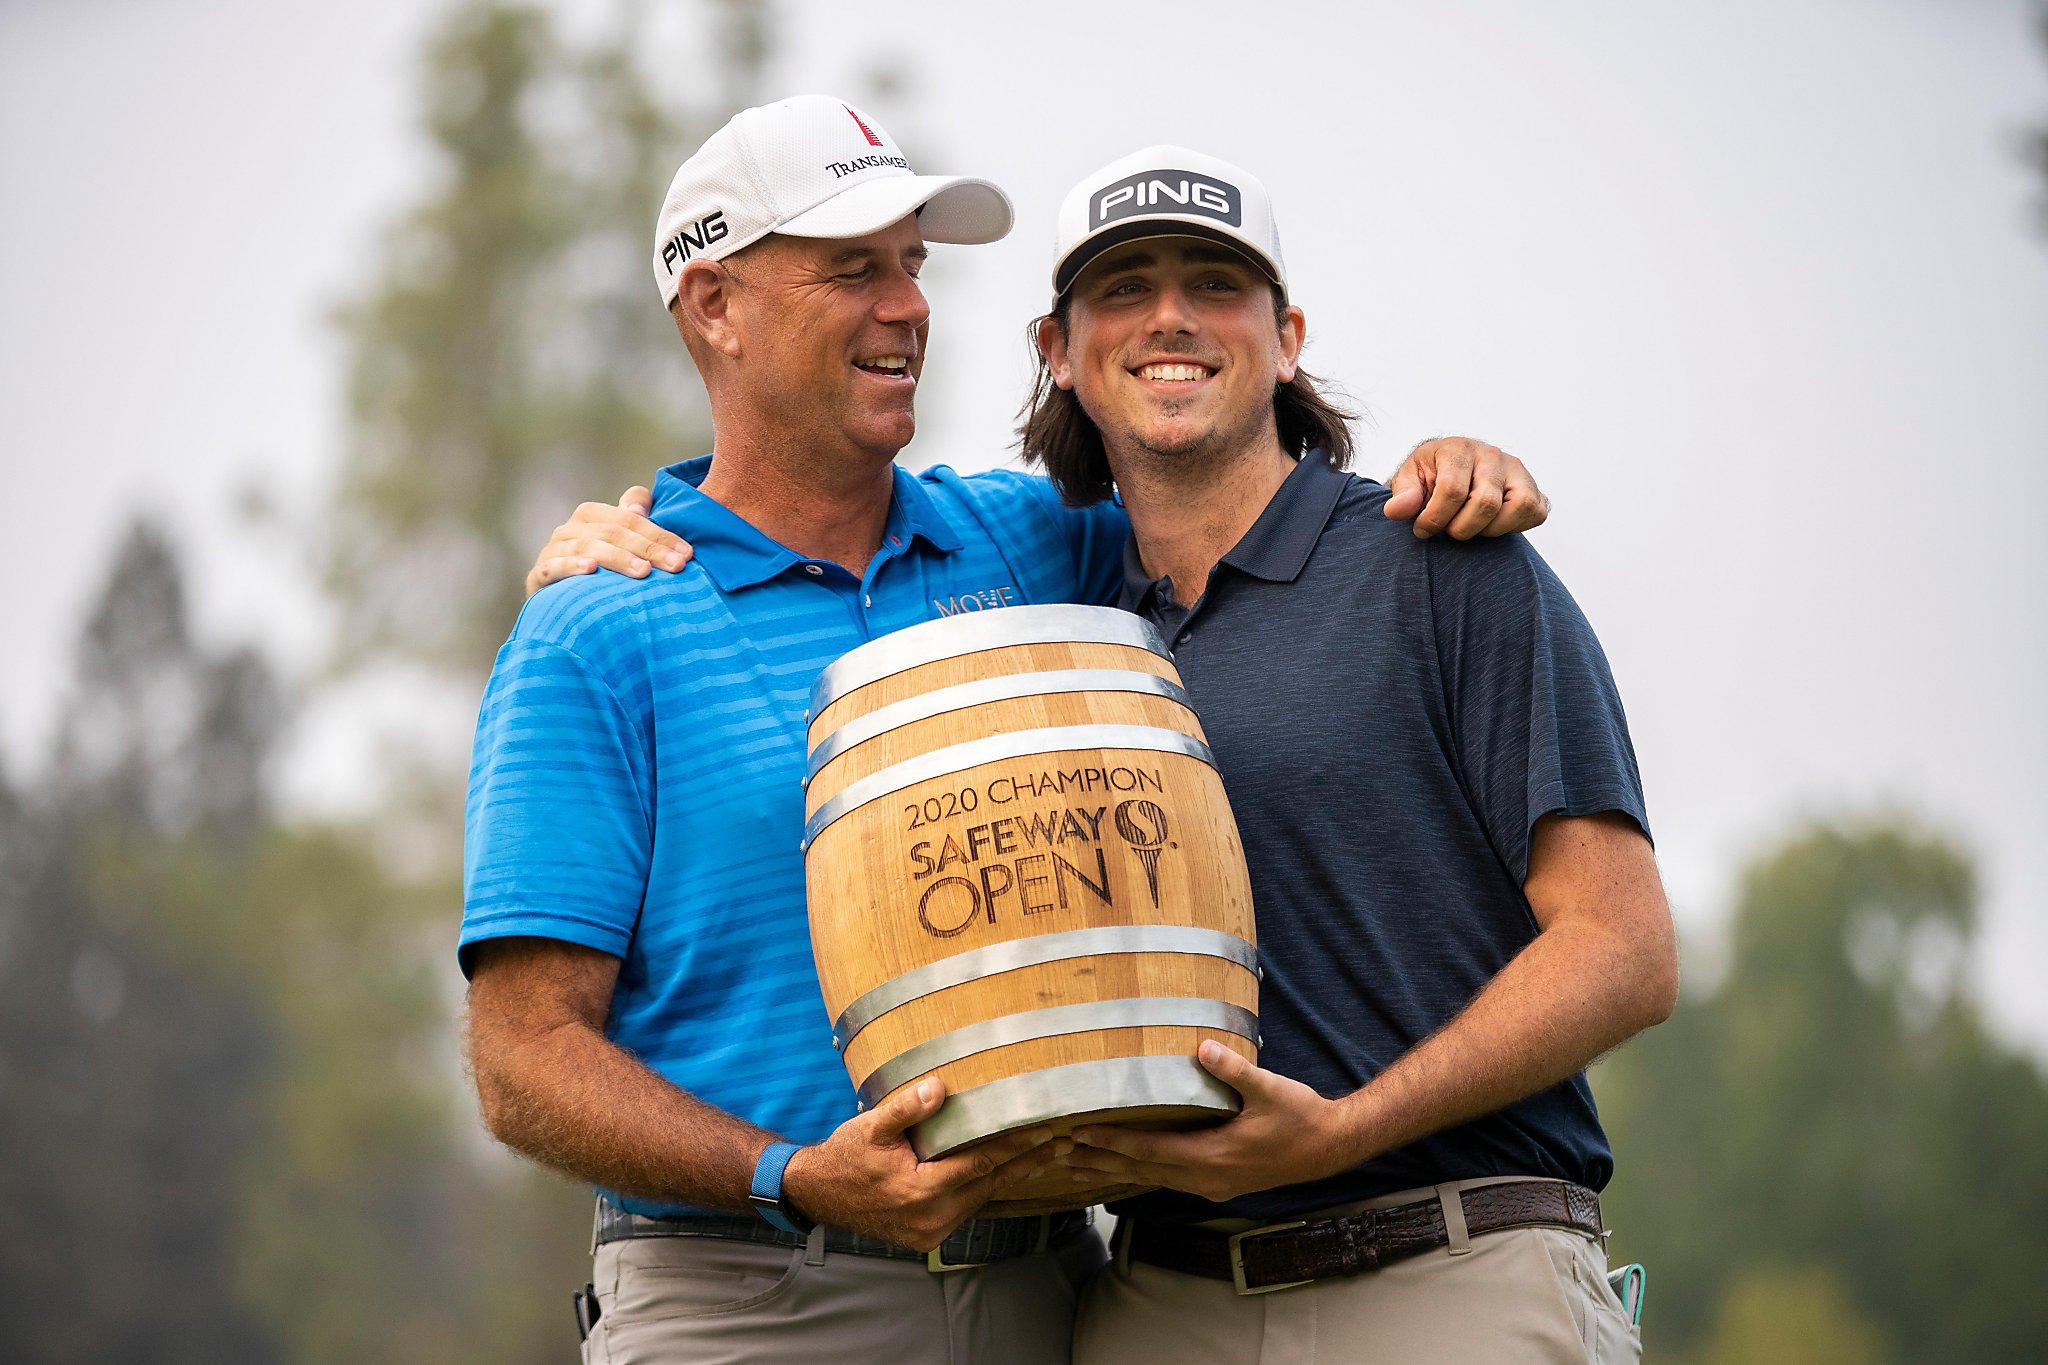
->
xmin=846 ymin=107 xmax=884 ymax=147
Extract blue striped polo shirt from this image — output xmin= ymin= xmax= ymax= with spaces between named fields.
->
xmin=461 ymin=455 xmax=1127 ymax=1216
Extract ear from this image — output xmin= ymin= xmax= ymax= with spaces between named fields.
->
xmin=1275 ymin=303 xmax=1306 ymax=386
xmin=1036 ymin=315 xmax=1075 ymax=391
xmin=676 ymin=260 xmax=744 ymax=359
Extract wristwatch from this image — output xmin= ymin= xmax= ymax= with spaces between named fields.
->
xmin=748 ymin=1141 xmax=816 ymax=1235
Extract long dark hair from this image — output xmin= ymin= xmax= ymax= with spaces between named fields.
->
xmin=1016 ymin=288 xmax=1357 ymax=507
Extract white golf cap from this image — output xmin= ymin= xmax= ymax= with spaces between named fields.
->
xmin=651 ymin=94 xmax=1013 ymax=305
xmin=1051 ymin=145 xmax=1287 ymax=300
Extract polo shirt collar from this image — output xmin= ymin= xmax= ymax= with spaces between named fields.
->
xmin=648 ymin=456 xmax=964 ymax=592
xmin=888 ymin=461 xmax=965 ymax=554
xmin=1119 ymin=451 xmax=1351 ymax=608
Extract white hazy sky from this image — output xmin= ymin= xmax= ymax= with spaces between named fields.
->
xmin=4 ymin=1 xmax=2045 ymax=1048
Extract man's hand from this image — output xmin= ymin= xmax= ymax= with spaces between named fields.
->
xmin=782 ymin=1079 xmax=1060 ymax=1251
xmin=1055 ymin=1042 xmax=1351 ymax=1205
xmin=1384 ymin=437 xmax=1549 ymax=540
xmin=526 ymin=487 xmax=694 ymax=598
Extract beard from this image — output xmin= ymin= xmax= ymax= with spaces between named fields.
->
xmin=1113 ymin=387 xmax=1273 ymax=483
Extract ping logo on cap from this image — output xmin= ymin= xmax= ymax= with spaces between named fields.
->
xmin=1092 ymin=169 xmax=1241 ymax=229
xmin=661 ymin=209 xmax=730 ymax=274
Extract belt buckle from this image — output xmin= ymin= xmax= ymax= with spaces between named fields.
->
xmin=928 ymin=1212 xmax=1052 ymax=1272
xmin=1226 ymin=1220 xmax=1311 ymax=1296
xmin=927 ymin=1241 xmax=975 ymax=1273
xmin=925 ymin=1252 xmax=970 ymax=1285
xmin=928 ymin=1221 xmax=981 ymax=1274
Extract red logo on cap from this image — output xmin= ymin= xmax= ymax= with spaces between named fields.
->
xmin=846 ymin=107 xmax=884 ymax=147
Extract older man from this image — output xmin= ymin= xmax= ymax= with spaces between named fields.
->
xmin=469 ymin=98 xmax=1542 ymax=1365
xmin=1016 ymin=147 xmax=1674 ymax=1364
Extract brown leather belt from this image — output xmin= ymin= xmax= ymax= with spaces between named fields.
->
xmin=1123 ymin=1179 xmax=1604 ymax=1295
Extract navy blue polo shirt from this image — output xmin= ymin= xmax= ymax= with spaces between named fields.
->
xmin=460 ymin=456 xmax=1126 ymax=1216
xmin=1114 ymin=453 xmax=1650 ymax=1223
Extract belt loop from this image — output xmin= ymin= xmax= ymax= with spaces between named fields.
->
xmin=1113 ymin=1217 xmax=1134 ymax=1274
xmin=1436 ymin=1184 xmax=1473 ymax=1256
xmin=1033 ymin=1213 xmax=1053 ymax=1254
xmin=803 ymin=1222 xmax=828 ymax=1267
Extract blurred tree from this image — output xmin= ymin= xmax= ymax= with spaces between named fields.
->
xmin=2033 ymin=3 xmax=2048 ymax=231
xmin=1595 ymin=820 xmax=2048 ymax=1363
xmin=1698 ymin=1265 xmax=1892 ymax=1365
xmin=326 ymin=0 xmax=772 ymax=674
xmin=0 ymin=524 xmax=283 ymax=1363
xmin=0 ymin=523 xmax=590 ymax=1364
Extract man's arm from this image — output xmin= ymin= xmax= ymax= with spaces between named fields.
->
xmin=1055 ymin=811 xmax=1677 ymax=1203
xmin=468 ymin=936 xmax=1057 ymax=1249
xmin=521 ymin=437 xmax=1548 ymax=596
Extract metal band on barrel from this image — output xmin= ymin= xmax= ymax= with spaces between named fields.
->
xmin=804 ymin=669 xmax=1192 ymax=785
xmin=832 ymin=925 xmax=1260 ymax=1049
xmin=801 ymin=724 xmax=1217 ymax=851
xmin=909 ymin=1055 xmax=1244 ymax=1160
xmin=856 ymin=998 xmax=1258 ymax=1105
xmin=810 ymin=605 xmax=1172 ymax=718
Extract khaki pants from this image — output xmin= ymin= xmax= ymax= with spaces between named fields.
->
xmin=582 ymin=1222 xmax=1106 ymax=1365
xmin=1075 ymin=1181 xmax=1641 ymax=1365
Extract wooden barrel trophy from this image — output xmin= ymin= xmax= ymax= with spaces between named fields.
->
xmin=802 ymin=604 xmax=1259 ymax=1213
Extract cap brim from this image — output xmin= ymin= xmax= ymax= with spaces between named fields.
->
xmin=779 ymin=175 xmax=1013 ymax=245
xmin=1054 ymin=220 xmax=1285 ymax=298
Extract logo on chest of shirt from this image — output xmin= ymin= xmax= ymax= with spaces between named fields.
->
xmin=932 ymin=584 xmax=1019 ymax=616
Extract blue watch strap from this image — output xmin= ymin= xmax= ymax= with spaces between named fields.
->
xmin=748 ymin=1141 xmax=806 ymax=1234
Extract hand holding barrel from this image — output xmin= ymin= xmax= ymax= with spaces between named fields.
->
xmin=781 ymin=1078 xmax=1060 ymax=1251
xmin=1056 ymin=1041 xmax=1353 ymax=1205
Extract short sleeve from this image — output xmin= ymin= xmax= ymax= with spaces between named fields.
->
xmin=460 ymin=638 xmax=655 ymax=976
xmin=1428 ymin=537 xmax=1650 ymax=883
xmin=1018 ymin=476 xmax=1131 ymax=607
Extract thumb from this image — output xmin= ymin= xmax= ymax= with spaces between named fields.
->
xmin=620 ymin=485 xmax=654 ymax=515
xmin=1198 ymin=1040 xmax=1272 ymax=1101
xmin=864 ymin=1078 xmax=947 ymax=1148
xmin=1383 ymin=444 xmax=1434 ymax=522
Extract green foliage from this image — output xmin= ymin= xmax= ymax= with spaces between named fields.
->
xmin=0 ymin=522 xmax=591 ymax=1363
xmin=1698 ymin=1265 xmax=1893 ymax=1365
xmin=1596 ymin=820 xmax=2048 ymax=1363
xmin=0 ymin=808 xmax=281 ymax=1363
xmin=326 ymin=0 xmax=770 ymax=673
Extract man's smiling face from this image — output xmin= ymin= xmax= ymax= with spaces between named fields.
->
xmin=1041 ymin=237 xmax=1303 ymax=468
xmin=734 ymin=216 xmax=932 ymax=466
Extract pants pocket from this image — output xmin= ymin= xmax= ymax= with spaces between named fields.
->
xmin=1568 ymin=1238 xmax=1641 ymax=1364
xmin=601 ymin=1236 xmax=807 ymax=1324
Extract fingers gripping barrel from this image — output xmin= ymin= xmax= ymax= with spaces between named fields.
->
xmin=803 ymin=605 xmax=1259 ymax=1213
